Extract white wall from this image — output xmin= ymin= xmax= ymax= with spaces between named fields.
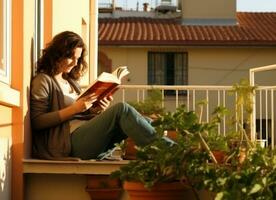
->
xmin=52 ymin=0 xmax=91 ymax=86
xmin=188 ymin=47 xmax=276 ymax=85
xmin=52 ymin=0 xmax=90 ymax=35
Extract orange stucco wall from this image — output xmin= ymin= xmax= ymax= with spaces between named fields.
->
xmin=11 ymin=0 xmax=24 ymax=199
xmin=44 ymin=0 xmax=52 ymax=45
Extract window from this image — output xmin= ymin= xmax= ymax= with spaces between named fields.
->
xmin=0 ymin=0 xmax=11 ymax=84
xmin=148 ymin=52 xmax=188 ymax=95
xmin=33 ymin=0 xmax=44 ymax=76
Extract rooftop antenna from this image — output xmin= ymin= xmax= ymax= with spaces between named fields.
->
xmin=136 ymin=1 xmax=139 ymax=11
xmin=112 ymin=0 xmax=115 ymax=12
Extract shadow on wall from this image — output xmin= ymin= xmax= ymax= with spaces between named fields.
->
xmin=24 ymin=86 xmax=32 ymax=158
xmin=0 ymin=138 xmax=11 ymax=200
xmin=24 ymin=36 xmax=34 ymax=159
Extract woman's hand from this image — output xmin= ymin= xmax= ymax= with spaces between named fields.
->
xmin=73 ymin=93 xmax=98 ymax=113
xmin=98 ymin=95 xmax=113 ymax=111
xmin=59 ymin=93 xmax=98 ymax=122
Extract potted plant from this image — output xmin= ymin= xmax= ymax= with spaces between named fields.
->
xmin=128 ymin=88 xmax=165 ymax=120
xmin=112 ymin=79 xmax=273 ymax=200
xmin=86 ymin=175 xmax=122 ymax=200
xmin=203 ymin=131 xmax=229 ymax=164
xmin=224 ymin=79 xmax=257 ymax=164
xmin=111 ymin=134 xmax=201 ymax=200
xmin=111 ymin=103 xmax=226 ymax=199
xmin=198 ymin=146 xmax=276 ymax=200
xmin=152 ymin=105 xmax=188 ymax=141
xmin=231 ymin=78 xmax=257 ymax=141
xmin=192 ymin=80 xmax=276 ymax=199
xmin=121 ymin=137 xmax=137 ymax=160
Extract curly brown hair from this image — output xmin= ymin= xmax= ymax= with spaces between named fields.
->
xmin=37 ymin=31 xmax=88 ymax=80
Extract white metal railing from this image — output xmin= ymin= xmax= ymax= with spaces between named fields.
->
xmin=116 ymin=85 xmax=235 ymax=136
xmin=99 ymin=3 xmax=112 ymax=8
xmin=253 ymin=86 xmax=276 ymax=148
xmin=113 ymin=81 xmax=275 ymax=148
xmin=250 ymin=64 xmax=276 ymax=148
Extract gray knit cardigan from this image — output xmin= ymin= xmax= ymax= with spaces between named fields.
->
xmin=30 ymin=73 xmax=83 ymax=160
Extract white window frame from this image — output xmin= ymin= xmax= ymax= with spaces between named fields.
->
xmin=0 ymin=0 xmax=11 ymax=84
xmin=33 ymin=0 xmax=44 ymax=76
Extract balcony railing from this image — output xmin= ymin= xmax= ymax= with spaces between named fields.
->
xmin=111 ymin=83 xmax=275 ymax=148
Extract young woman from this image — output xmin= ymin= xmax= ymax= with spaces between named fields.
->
xmin=30 ymin=31 xmax=157 ymax=160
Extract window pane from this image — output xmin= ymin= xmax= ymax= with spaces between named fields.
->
xmin=174 ymin=53 xmax=188 ymax=85
xmin=148 ymin=52 xmax=166 ymax=85
xmin=148 ymin=52 xmax=187 ymax=85
xmin=0 ymin=0 xmax=10 ymax=84
xmin=148 ymin=52 xmax=188 ymax=95
xmin=166 ymin=53 xmax=174 ymax=85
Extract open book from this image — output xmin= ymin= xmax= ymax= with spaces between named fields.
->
xmin=77 ymin=66 xmax=129 ymax=106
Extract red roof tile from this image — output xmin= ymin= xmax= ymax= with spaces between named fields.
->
xmin=98 ymin=12 xmax=276 ymax=46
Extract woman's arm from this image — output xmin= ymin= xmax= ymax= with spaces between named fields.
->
xmin=30 ymin=74 xmax=97 ymax=130
xmin=30 ymin=74 xmax=62 ymax=130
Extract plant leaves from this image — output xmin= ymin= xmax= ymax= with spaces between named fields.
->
xmin=249 ymin=183 xmax=262 ymax=195
xmin=215 ymin=192 xmax=224 ymax=200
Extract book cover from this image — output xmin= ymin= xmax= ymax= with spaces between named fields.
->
xmin=77 ymin=66 xmax=129 ymax=105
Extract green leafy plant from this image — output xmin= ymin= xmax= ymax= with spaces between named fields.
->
xmin=230 ymin=79 xmax=257 ymax=145
xmin=192 ymin=80 xmax=276 ymax=199
xmin=152 ymin=105 xmax=197 ymax=134
xmin=199 ymin=146 xmax=276 ymax=200
xmin=128 ymin=89 xmax=164 ymax=118
xmin=111 ymin=102 xmax=226 ymax=184
xmin=206 ymin=132 xmax=229 ymax=152
xmin=112 ymin=79 xmax=276 ymax=199
xmin=111 ymin=134 xmax=190 ymax=188
xmin=231 ymin=79 xmax=257 ymax=125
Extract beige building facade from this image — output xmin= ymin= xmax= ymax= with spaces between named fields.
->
xmin=99 ymin=46 xmax=276 ymax=87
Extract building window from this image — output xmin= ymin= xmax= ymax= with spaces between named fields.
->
xmin=0 ymin=0 xmax=11 ymax=84
xmin=148 ymin=52 xmax=188 ymax=95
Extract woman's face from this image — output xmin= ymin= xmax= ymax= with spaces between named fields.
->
xmin=58 ymin=47 xmax=83 ymax=73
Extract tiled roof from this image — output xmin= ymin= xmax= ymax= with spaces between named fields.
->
xmin=98 ymin=12 xmax=276 ymax=46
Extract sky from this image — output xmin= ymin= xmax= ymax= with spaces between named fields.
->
xmin=101 ymin=0 xmax=276 ymax=12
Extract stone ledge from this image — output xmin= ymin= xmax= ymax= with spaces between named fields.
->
xmin=23 ymin=159 xmax=129 ymax=175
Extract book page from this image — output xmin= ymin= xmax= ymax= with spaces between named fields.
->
xmin=97 ymin=72 xmax=120 ymax=84
xmin=77 ymin=66 xmax=129 ymax=101
xmin=112 ymin=66 xmax=129 ymax=80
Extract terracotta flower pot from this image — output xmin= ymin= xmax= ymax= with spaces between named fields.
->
xmin=86 ymin=175 xmax=122 ymax=200
xmin=165 ymin=130 xmax=178 ymax=141
xmin=86 ymin=188 xmax=122 ymax=200
xmin=212 ymin=150 xmax=226 ymax=164
xmin=123 ymin=138 xmax=137 ymax=160
xmin=123 ymin=181 xmax=189 ymax=200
